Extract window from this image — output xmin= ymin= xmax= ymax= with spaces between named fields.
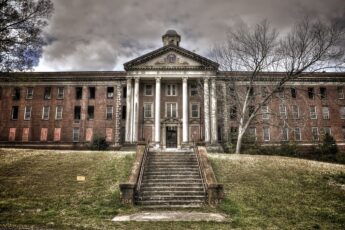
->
xmin=144 ymin=85 xmax=153 ymax=96
xmin=74 ymin=106 xmax=81 ymax=120
xmin=122 ymin=106 xmax=126 ymax=119
xmin=190 ymin=83 xmax=198 ymax=96
xmin=54 ymin=128 xmax=61 ymax=141
xmin=230 ymin=106 xmax=237 ymax=120
xmin=89 ymin=87 xmax=95 ymax=99
xmin=191 ymin=103 xmax=200 ymax=118
xmin=9 ymin=128 xmax=16 ymax=141
xmin=292 ymin=105 xmax=299 ymax=119
xmin=24 ymin=106 xmax=32 ymax=120
xmin=311 ymin=127 xmax=319 ymax=141
xmin=261 ymin=106 xmax=269 ymax=120
xmin=342 ymin=126 xmax=345 ymax=140
xmin=248 ymin=127 xmax=256 ymax=141
xmin=55 ymin=106 xmax=63 ymax=120
xmin=294 ymin=127 xmax=301 ymax=141
xmin=248 ymin=106 xmax=255 ymax=117
xmin=57 ymin=87 xmax=64 ymax=99
xmin=107 ymin=87 xmax=114 ymax=98
xmin=73 ymin=128 xmax=80 ymax=142
xmin=230 ymin=127 xmax=238 ymax=141
xmin=322 ymin=107 xmax=330 ymax=119
xmin=263 ymin=127 xmax=270 ymax=141
xmin=279 ymin=105 xmax=287 ymax=119
xmin=166 ymin=84 xmax=177 ymax=96
xmin=42 ymin=106 xmax=50 ymax=120
xmin=282 ymin=128 xmax=289 ymax=141
xmin=22 ymin=128 xmax=29 ymax=142
xmin=76 ymin=87 xmax=83 ymax=100
xmin=320 ymin=87 xmax=327 ymax=99
xmin=340 ymin=107 xmax=345 ymax=119
xmin=106 ymin=106 xmax=113 ymax=120
xmin=308 ymin=87 xmax=315 ymax=99
xmin=12 ymin=87 xmax=20 ymax=100
xmin=337 ymin=86 xmax=344 ymax=99
xmin=323 ymin=127 xmax=331 ymax=136
xmin=309 ymin=106 xmax=317 ymax=119
xmin=106 ymin=128 xmax=113 ymax=142
xmin=26 ymin=87 xmax=34 ymax=99
xmin=290 ymin=88 xmax=297 ymax=99
xmin=87 ymin=106 xmax=94 ymax=120
xmin=278 ymin=87 xmax=284 ymax=99
xmin=166 ymin=103 xmax=177 ymax=118
xmin=44 ymin=87 xmax=51 ymax=99
xmin=11 ymin=106 xmax=19 ymax=120
xmin=0 ymin=87 xmax=2 ymax=100
xmin=261 ymin=86 xmax=267 ymax=98
xmin=123 ymin=87 xmax=127 ymax=98
xmin=86 ymin=128 xmax=93 ymax=142
xmin=144 ymin=103 xmax=153 ymax=118
xmin=40 ymin=128 xmax=48 ymax=141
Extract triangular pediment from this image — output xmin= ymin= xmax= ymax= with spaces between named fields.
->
xmin=124 ymin=45 xmax=219 ymax=71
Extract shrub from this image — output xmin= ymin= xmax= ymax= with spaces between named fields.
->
xmin=90 ymin=136 xmax=109 ymax=150
xmin=319 ymin=133 xmax=338 ymax=155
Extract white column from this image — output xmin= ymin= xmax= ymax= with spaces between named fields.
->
xmin=132 ymin=77 xmax=139 ymax=142
xmin=125 ymin=78 xmax=132 ymax=143
xmin=210 ymin=78 xmax=218 ymax=144
xmin=154 ymin=77 xmax=161 ymax=147
xmin=182 ymin=77 xmax=188 ymax=144
xmin=204 ymin=77 xmax=210 ymax=143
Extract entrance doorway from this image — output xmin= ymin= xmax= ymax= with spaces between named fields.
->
xmin=166 ymin=126 xmax=177 ymax=148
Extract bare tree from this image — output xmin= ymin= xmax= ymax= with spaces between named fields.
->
xmin=211 ymin=18 xmax=345 ymax=154
xmin=0 ymin=0 xmax=53 ymax=72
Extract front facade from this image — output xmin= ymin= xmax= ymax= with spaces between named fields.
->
xmin=1 ymin=30 xmax=345 ymax=150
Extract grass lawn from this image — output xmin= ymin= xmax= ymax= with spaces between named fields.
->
xmin=0 ymin=149 xmax=344 ymax=229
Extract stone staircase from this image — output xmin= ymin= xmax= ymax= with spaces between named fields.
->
xmin=135 ymin=150 xmax=206 ymax=208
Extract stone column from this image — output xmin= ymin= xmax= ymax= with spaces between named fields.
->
xmin=132 ymin=77 xmax=139 ymax=142
xmin=125 ymin=78 xmax=132 ymax=142
xmin=210 ymin=78 xmax=218 ymax=144
xmin=154 ymin=77 xmax=161 ymax=147
xmin=182 ymin=77 xmax=189 ymax=144
xmin=204 ymin=77 xmax=210 ymax=143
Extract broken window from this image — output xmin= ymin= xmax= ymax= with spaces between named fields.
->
xmin=12 ymin=87 xmax=20 ymax=100
xmin=11 ymin=106 xmax=19 ymax=119
xmin=308 ymin=87 xmax=315 ymax=99
xmin=320 ymin=87 xmax=327 ymax=99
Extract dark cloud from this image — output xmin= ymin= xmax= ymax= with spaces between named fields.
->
xmin=35 ymin=0 xmax=345 ymax=71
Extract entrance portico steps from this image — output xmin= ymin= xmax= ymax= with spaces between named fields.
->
xmin=135 ymin=150 xmax=206 ymax=208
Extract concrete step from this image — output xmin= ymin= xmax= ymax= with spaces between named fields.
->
xmin=140 ymin=186 xmax=205 ymax=192
xmin=143 ymin=175 xmax=201 ymax=180
xmin=142 ymin=178 xmax=203 ymax=183
xmin=140 ymin=191 xmax=206 ymax=196
xmin=144 ymin=167 xmax=199 ymax=170
xmin=137 ymin=204 xmax=203 ymax=209
xmin=136 ymin=200 xmax=205 ymax=206
xmin=139 ymin=195 xmax=206 ymax=201
xmin=141 ymin=182 xmax=204 ymax=187
xmin=143 ymin=172 xmax=200 ymax=175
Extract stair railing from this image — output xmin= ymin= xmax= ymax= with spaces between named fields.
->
xmin=193 ymin=139 xmax=207 ymax=194
xmin=135 ymin=140 xmax=150 ymax=197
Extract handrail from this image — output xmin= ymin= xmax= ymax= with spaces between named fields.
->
xmin=135 ymin=140 xmax=150 ymax=196
xmin=193 ymin=139 xmax=207 ymax=194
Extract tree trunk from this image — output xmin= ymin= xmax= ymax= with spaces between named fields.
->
xmin=235 ymin=132 xmax=244 ymax=154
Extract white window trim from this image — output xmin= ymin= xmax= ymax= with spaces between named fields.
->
xmin=309 ymin=106 xmax=317 ymax=119
xmin=261 ymin=106 xmax=269 ymax=120
xmin=166 ymin=84 xmax=178 ymax=96
xmin=42 ymin=106 xmax=50 ymax=120
xmin=312 ymin=127 xmax=319 ymax=141
xmin=279 ymin=105 xmax=287 ymax=119
xmin=24 ymin=106 xmax=32 ymax=120
xmin=57 ymin=87 xmax=64 ymax=99
xmin=322 ymin=107 xmax=330 ymax=120
xmin=292 ymin=105 xmax=300 ymax=119
xmin=72 ymin=128 xmax=80 ymax=142
xmin=26 ymin=87 xmax=34 ymax=99
xmin=323 ymin=127 xmax=332 ymax=136
xmin=249 ymin=127 xmax=257 ymax=141
xmin=190 ymin=84 xmax=198 ymax=96
xmin=143 ymin=102 xmax=153 ymax=118
xmin=165 ymin=102 xmax=178 ymax=118
xmin=55 ymin=106 xmax=63 ymax=120
xmin=338 ymin=87 xmax=344 ymax=99
xmin=106 ymin=106 xmax=113 ymax=120
xmin=282 ymin=127 xmax=289 ymax=141
xmin=263 ymin=127 xmax=270 ymax=141
xmin=340 ymin=107 xmax=345 ymax=119
xmin=144 ymin=84 xmax=153 ymax=96
xmin=190 ymin=102 xmax=200 ymax=118
xmin=294 ymin=127 xmax=302 ymax=141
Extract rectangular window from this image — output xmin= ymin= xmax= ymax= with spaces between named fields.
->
xmin=44 ymin=87 xmax=51 ymax=99
xmin=337 ymin=86 xmax=344 ymax=99
xmin=12 ymin=87 xmax=20 ymax=100
xmin=166 ymin=103 xmax=177 ymax=118
xmin=261 ymin=105 xmax=269 ymax=120
xmin=230 ymin=106 xmax=237 ymax=120
xmin=42 ymin=106 xmax=50 ymax=120
xmin=261 ymin=86 xmax=267 ymax=98
xmin=294 ymin=127 xmax=301 ymax=141
xmin=323 ymin=127 xmax=331 ymax=136
xmin=76 ymin=87 xmax=83 ymax=100
xmin=106 ymin=106 xmax=113 ymax=120
xmin=263 ymin=127 xmax=270 ymax=141
xmin=24 ymin=106 xmax=32 ymax=120
xmin=11 ymin=106 xmax=19 ymax=120
xmin=342 ymin=126 xmax=345 ymax=140
xmin=309 ymin=106 xmax=317 ymax=119
xmin=312 ymin=127 xmax=319 ymax=141
xmin=74 ymin=106 xmax=81 ymax=120
xmin=308 ymin=87 xmax=315 ymax=99
xmin=122 ymin=105 xmax=126 ymax=119
xmin=57 ymin=87 xmax=64 ymax=99
xmin=73 ymin=128 xmax=80 ymax=142
xmin=191 ymin=103 xmax=200 ymax=118
xmin=322 ymin=107 xmax=330 ymax=120
xmin=144 ymin=103 xmax=153 ymax=118
xmin=9 ymin=128 xmax=16 ymax=141
xmin=144 ymin=85 xmax=153 ymax=96
xmin=248 ymin=127 xmax=256 ymax=141
xmin=0 ymin=87 xmax=2 ymax=100
xmin=278 ymin=87 xmax=284 ymax=99
xmin=320 ymin=87 xmax=327 ymax=99
xmin=107 ymin=87 xmax=114 ymax=99
xmin=54 ymin=128 xmax=61 ymax=141
xmin=291 ymin=88 xmax=297 ymax=99
xmin=166 ymin=84 xmax=177 ymax=96
xmin=89 ymin=87 xmax=95 ymax=99
xmin=55 ymin=106 xmax=63 ymax=120
xmin=40 ymin=128 xmax=48 ymax=141
xmin=279 ymin=105 xmax=287 ymax=119
xmin=22 ymin=128 xmax=29 ymax=142
xmin=282 ymin=128 xmax=289 ymax=141
xmin=85 ymin=128 xmax=93 ymax=142
xmin=190 ymin=83 xmax=198 ymax=96
xmin=292 ymin=105 xmax=299 ymax=119
xmin=26 ymin=87 xmax=34 ymax=99
xmin=340 ymin=107 xmax=345 ymax=119
xmin=87 ymin=106 xmax=94 ymax=120
xmin=106 ymin=128 xmax=113 ymax=142
xmin=123 ymin=87 xmax=127 ymax=98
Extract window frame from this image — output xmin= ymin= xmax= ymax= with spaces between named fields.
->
xmin=24 ymin=106 xmax=32 ymax=120
xmin=279 ymin=104 xmax=287 ymax=119
xmin=55 ymin=106 xmax=63 ymax=120
xmin=263 ymin=127 xmax=270 ymax=141
xmin=340 ymin=106 xmax=345 ymax=119
xmin=166 ymin=102 xmax=178 ymax=118
xmin=72 ymin=128 xmax=80 ymax=142
xmin=106 ymin=106 xmax=113 ymax=120
xmin=291 ymin=87 xmax=297 ymax=99
xmin=57 ymin=87 xmax=64 ymax=99
xmin=144 ymin=84 xmax=153 ymax=96
xmin=11 ymin=106 xmax=19 ymax=120
xmin=308 ymin=87 xmax=315 ymax=99
xmin=88 ymin=87 xmax=96 ymax=99
xmin=190 ymin=103 xmax=200 ymax=118
xmin=44 ymin=87 xmax=51 ymax=100
xmin=337 ymin=86 xmax=344 ymax=99
xmin=309 ymin=106 xmax=317 ymax=119
xmin=26 ymin=87 xmax=34 ymax=99
xmin=294 ymin=127 xmax=302 ymax=141
xmin=292 ymin=105 xmax=300 ymax=119
xmin=261 ymin=105 xmax=269 ymax=120
xmin=42 ymin=106 xmax=50 ymax=120
xmin=143 ymin=103 xmax=153 ymax=118
xmin=322 ymin=107 xmax=330 ymax=120
xmin=311 ymin=127 xmax=319 ymax=141
xmin=166 ymin=84 xmax=177 ymax=96
xmin=107 ymin=87 xmax=114 ymax=99
xmin=74 ymin=106 xmax=81 ymax=120
xmin=282 ymin=127 xmax=289 ymax=141
xmin=190 ymin=83 xmax=198 ymax=96
xmin=87 ymin=106 xmax=94 ymax=120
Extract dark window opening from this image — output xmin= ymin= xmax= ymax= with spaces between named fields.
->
xmin=74 ymin=106 xmax=81 ymax=120
xmin=76 ymin=87 xmax=83 ymax=100
xmin=291 ymin=88 xmax=297 ymax=99
xmin=308 ymin=87 xmax=315 ymax=99
xmin=123 ymin=87 xmax=127 ymax=98
xmin=320 ymin=87 xmax=327 ymax=99
xmin=122 ymin=106 xmax=126 ymax=119
xmin=12 ymin=88 xmax=20 ymax=100
xmin=107 ymin=87 xmax=114 ymax=99
xmin=89 ymin=87 xmax=95 ymax=99
xmin=44 ymin=87 xmax=51 ymax=99
xmin=87 ymin=106 xmax=94 ymax=120
xmin=230 ymin=106 xmax=237 ymax=120
xmin=11 ymin=106 xmax=19 ymax=119
xmin=248 ymin=106 xmax=255 ymax=116
xmin=0 ymin=87 xmax=2 ymax=99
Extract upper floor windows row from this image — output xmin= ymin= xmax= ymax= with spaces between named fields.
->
xmin=143 ymin=83 xmax=199 ymax=97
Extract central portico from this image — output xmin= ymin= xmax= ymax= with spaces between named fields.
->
xmin=124 ymin=30 xmax=219 ymax=148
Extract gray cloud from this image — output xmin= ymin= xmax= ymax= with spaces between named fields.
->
xmin=35 ymin=0 xmax=345 ymax=71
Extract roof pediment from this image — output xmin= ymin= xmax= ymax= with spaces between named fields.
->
xmin=124 ymin=44 xmax=219 ymax=71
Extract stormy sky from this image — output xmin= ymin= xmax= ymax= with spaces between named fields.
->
xmin=35 ymin=0 xmax=345 ymax=72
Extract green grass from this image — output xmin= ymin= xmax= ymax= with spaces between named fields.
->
xmin=0 ymin=149 xmax=344 ymax=229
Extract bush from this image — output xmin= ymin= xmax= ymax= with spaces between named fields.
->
xmin=90 ymin=136 xmax=109 ymax=150
xmin=319 ymin=133 xmax=338 ymax=155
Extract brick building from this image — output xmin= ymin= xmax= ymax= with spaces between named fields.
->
xmin=0 ymin=30 xmax=345 ymax=150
